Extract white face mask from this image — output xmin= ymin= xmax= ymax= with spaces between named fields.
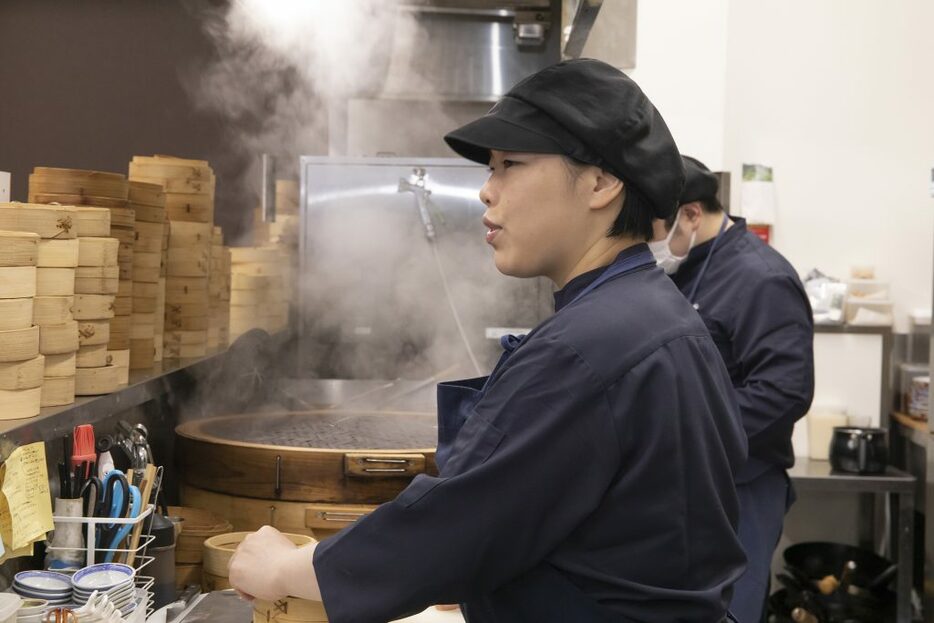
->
xmin=649 ymin=210 xmax=696 ymax=275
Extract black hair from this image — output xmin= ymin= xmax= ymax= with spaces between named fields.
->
xmin=664 ymin=195 xmax=724 ymax=228
xmin=562 ymin=157 xmax=654 ymax=241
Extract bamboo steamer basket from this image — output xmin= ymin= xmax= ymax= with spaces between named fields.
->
xmin=0 ymin=354 xmax=44 ymax=390
xmin=0 ymin=266 xmax=38 ymax=298
xmin=133 ymin=281 xmax=160 ymax=300
xmin=37 ymin=239 xmax=79 ymax=268
xmin=154 ymin=340 xmax=164 ymax=363
xmin=74 ymin=364 xmax=120 ymax=395
xmin=0 ymin=386 xmax=42 ymax=419
xmin=75 ymin=277 xmax=118 ymax=295
xmin=132 ymin=176 xmax=214 ymax=198
xmin=77 ymin=320 xmax=110 ymax=346
xmin=30 ymin=192 xmax=126 ymax=209
xmin=132 ymin=154 xmax=212 ymax=168
xmin=109 ymin=226 xmax=135 ymax=245
xmin=232 ymin=262 xmax=281 ymax=278
xmin=133 ymin=251 xmax=161 ymax=271
xmin=201 ymin=571 xmax=231 ymax=592
xmin=74 ymin=207 xmax=111 ymax=237
xmin=36 ymin=267 xmax=74 ymax=296
xmin=72 ymin=294 xmax=115 ymax=320
xmin=166 ymin=248 xmax=210 ymax=277
xmin=76 ymin=344 xmax=108 ymax=368
xmin=132 ymin=296 xmax=157 ymax=314
xmin=230 ymin=289 xmax=265 ymax=306
xmin=114 ymin=295 xmax=133 ymax=316
xmin=127 ymin=181 xmax=166 ymax=206
xmin=229 ymin=306 xmax=260 ymax=326
xmin=167 ymin=506 xmax=233 ymax=564
xmin=166 ymin=302 xmax=210 ymax=319
xmin=132 ymin=266 xmax=160 ymax=283
xmin=33 ymin=296 xmax=74 ymax=325
xmin=118 ymin=263 xmax=134 ymax=281
xmin=0 ymin=230 xmax=39 ymax=266
xmin=77 ymin=237 xmax=118 ymax=267
xmin=44 ymin=352 xmax=76 ymax=378
xmin=76 ymin=263 xmax=119 ymax=280
xmin=165 ymin=280 xmax=209 ymax=306
xmin=168 ymin=222 xmax=213 ymax=248
xmin=134 ymin=224 xmax=163 ymax=253
xmin=39 ymin=320 xmax=79 ymax=355
xmin=107 ymin=349 xmax=130 ymax=385
xmin=164 ymin=342 xmax=208 ymax=359
xmin=117 ymin=242 xmax=134 ymax=265
xmin=230 ymin=247 xmax=279 ymax=265
xmin=129 ymin=338 xmax=155 ymax=369
xmin=108 ymin=207 xmax=135 ymax=229
xmin=0 ymin=203 xmax=77 ymax=239
xmin=202 ymin=532 xmax=314 ymax=579
xmin=131 ymin=319 xmax=155 ymax=339
xmin=164 ymin=330 xmax=207 ymax=345
xmin=29 ymin=167 xmax=128 ymax=199
xmin=0 ymin=298 xmax=35 ymax=331
xmin=108 ymin=315 xmax=131 ymax=350
xmin=230 ymin=273 xmax=268 ymax=291
xmin=253 ymin=598 xmax=328 ymax=623
xmin=0 ymin=325 xmax=40 ymax=362
xmin=41 ymin=375 xmax=75 ymax=407
xmin=165 ymin=315 xmax=208 ymax=332
xmin=130 ymin=157 xmax=213 ymax=178
xmin=174 ymin=563 xmax=202 ymax=590
xmin=131 ymin=204 xmax=166 ymax=224
xmin=117 ymin=279 xmax=133 ymax=297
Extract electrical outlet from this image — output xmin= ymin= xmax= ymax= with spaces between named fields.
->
xmin=0 ymin=172 xmax=9 ymax=202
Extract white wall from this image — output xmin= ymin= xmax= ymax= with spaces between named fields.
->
xmin=722 ymin=0 xmax=934 ymax=330
xmin=593 ymin=0 xmax=934 ymax=330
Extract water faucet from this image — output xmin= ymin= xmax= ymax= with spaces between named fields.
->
xmin=398 ymin=168 xmax=437 ymax=242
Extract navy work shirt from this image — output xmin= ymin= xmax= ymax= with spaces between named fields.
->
xmin=671 ymin=218 xmax=814 ymax=481
xmin=314 ymin=244 xmax=748 ymax=622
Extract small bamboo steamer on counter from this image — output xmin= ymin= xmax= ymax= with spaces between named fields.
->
xmin=78 ymin=320 xmax=110 ymax=346
xmin=72 ymin=294 xmax=115 ymax=320
xmin=253 ymin=597 xmax=328 ymax=623
xmin=37 ymin=239 xmax=79 ymax=268
xmin=41 ymin=375 xmax=75 ymax=407
xmin=37 ymin=267 xmax=75 ymax=296
xmin=76 ymin=344 xmax=108 ymax=368
xmin=0 ymin=354 xmax=44 ymax=390
xmin=0 ymin=325 xmax=40 ymax=362
xmin=107 ymin=349 xmax=130 ymax=385
xmin=44 ymin=352 xmax=76 ymax=377
xmin=77 ymin=237 xmax=119 ymax=267
xmin=202 ymin=532 xmax=315 ymax=592
xmin=0 ymin=298 xmax=35 ymax=331
xmin=33 ymin=296 xmax=74 ymax=325
xmin=0 ymin=230 xmax=39 ymax=266
xmin=0 ymin=386 xmax=42 ymax=419
xmin=74 ymin=207 xmax=111 ymax=237
xmin=0 ymin=266 xmax=38 ymax=299
xmin=39 ymin=320 xmax=79 ymax=355
xmin=74 ymin=364 xmax=120 ymax=395
xmin=0 ymin=203 xmax=77 ymax=239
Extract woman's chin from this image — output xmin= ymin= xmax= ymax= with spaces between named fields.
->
xmin=493 ymin=253 xmax=539 ymax=279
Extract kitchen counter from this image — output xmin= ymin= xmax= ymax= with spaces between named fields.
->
xmin=171 ymin=590 xmax=465 ymax=622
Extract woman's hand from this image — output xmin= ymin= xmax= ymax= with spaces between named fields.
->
xmin=228 ymin=526 xmax=321 ymax=602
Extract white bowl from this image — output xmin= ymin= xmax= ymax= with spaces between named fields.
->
xmin=12 ymin=572 xmax=71 ymax=593
xmin=71 ymin=564 xmax=134 ymax=591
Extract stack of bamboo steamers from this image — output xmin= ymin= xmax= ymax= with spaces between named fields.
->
xmin=29 ymin=167 xmax=134 ymax=398
xmin=129 ymin=156 xmax=222 ymax=358
xmin=127 ymin=182 xmax=167 ymax=368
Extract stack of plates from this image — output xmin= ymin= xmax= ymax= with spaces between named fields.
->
xmin=11 ymin=571 xmax=72 ymax=605
xmin=14 ymin=597 xmax=47 ymax=623
xmin=71 ymin=563 xmax=137 ymax=614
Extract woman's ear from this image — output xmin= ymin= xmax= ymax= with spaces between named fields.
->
xmin=681 ymin=201 xmax=704 ymax=230
xmin=588 ymin=169 xmax=624 ymax=211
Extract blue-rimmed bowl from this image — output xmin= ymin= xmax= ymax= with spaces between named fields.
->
xmin=71 ymin=564 xmax=135 ymax=592
xmin=12 ymin=572 xmax=71 ymax=595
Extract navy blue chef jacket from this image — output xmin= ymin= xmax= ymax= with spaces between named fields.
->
xmin=314 ymin=245 xmax=748 ymax=622
xmin=670 ymin=218 xmax=814 ymax=482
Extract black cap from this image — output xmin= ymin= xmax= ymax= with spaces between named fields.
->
xmin=444 ymin=58 xmax=684 ymax=218
xmin=679 ymin=156 xmax=719 ymax=205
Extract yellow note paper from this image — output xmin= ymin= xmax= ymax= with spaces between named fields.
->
xmin=0 ymin=442 xmax=54 ymax=550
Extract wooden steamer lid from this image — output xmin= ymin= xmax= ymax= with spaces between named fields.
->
xmin=29 ymin=167 xmax=128 ymax=200
xmin=176 ymin=411 xmax=438 ymax=504
xmin=0 ymin=203 xmax=77 ymax=239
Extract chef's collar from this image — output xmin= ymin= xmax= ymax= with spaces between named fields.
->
xmin=677 ymin=216 xmax=746 ymax=275
xmin=553 ymin=244 xmax=649 ymax=312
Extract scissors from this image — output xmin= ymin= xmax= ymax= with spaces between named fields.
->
xmin=90 ymin=469 xmax=129 ymax=562
xmin=43 ymin=608 xmax=77 ymax=623
xmin=102 ymin=481 xmax=142 ymax=563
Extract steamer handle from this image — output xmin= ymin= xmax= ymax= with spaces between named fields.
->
xmin=315 ymin=511 xmax=368 ymax=524
xmin=275 ymin=455 xmax=282 ymax=498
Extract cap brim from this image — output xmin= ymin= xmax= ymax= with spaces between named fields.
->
xmin=444 ymin=116 xmax=567 ymax=166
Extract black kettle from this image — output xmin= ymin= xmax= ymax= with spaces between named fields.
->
xmin=829 ymin=427 xmax=888 ymax=474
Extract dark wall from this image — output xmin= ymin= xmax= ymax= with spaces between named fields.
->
xmin=0 ymin=0 xmax=253 ymax=241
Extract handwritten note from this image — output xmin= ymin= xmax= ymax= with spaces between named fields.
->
xmin=0 ymin=442 xmax=54 ymax=551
